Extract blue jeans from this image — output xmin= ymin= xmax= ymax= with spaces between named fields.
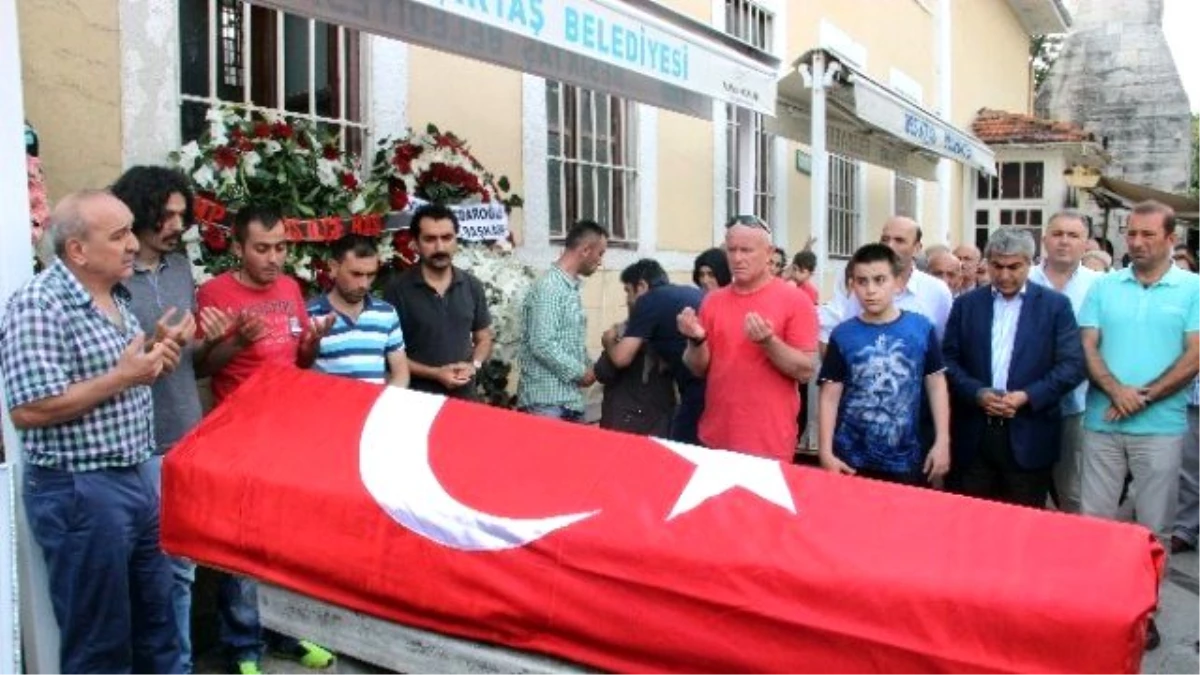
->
xmin=522 ymin=405 xmax=584 ymax=422
xmin=146 ymin=455 xmax=197 ymax=673
xmin=217 ymin=574 xmax=302 ymax=664
xmin=23 ymin=463 xmax=183 ymax=673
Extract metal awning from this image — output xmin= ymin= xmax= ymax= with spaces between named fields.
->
xmin=1088 ymin=176 xmax=1199 ymax=222
xmin=251 ymin=0 xmax=779 ymax=120
xmin=767 ymin=49 xmax=996 ymax=180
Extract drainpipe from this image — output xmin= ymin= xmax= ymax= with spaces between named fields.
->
xmin=936 ymin=0 xmax=953 ymax=244
xmin=806 ymin=52 xmax=830 ymax=286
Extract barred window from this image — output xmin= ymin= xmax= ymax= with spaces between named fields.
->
xmin=179 ymin=0 xmax=365 ymax=153
xmin=828 ymin=154 xmax=861 ymax=258
xmin=724 ymin=0 xmax=775 ymax=227
xmin=546 ymin=81 xmax=638 ymax=243
xmin=894 ymin=174 xmax=918 ymax=219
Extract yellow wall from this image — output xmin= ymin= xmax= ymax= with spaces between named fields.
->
xmin=657 ymin=110 xmax=715 ymax=252
xmin=406 ymin=47 xmax=527 ymax=240
xmin=950 ymin=0 xmax=1033 ymax=243
xmin=19 ymin=0 xmax=123 ymax=200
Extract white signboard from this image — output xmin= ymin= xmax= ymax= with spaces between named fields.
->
xmin=852 ymin=77 xmax=996 ymax=176
xmin=770 ymin=101 xmax=940 ymax=181
xmin=251 ymin=0 xmax=778 ymax=120
xmin=392 ymin=197 xmax=511 ymax=241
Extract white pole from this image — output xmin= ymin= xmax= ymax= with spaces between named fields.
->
xmin=0 ymin=0 xmax=59 ymax=671
xmin=808 ymin=52 xmax=830 ymax=287
xmin=936 ymin=0 xmax=954 ymax=245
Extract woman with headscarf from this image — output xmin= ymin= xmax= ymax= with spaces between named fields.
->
xmin=692 ymin=247 xmax=731 ymax=292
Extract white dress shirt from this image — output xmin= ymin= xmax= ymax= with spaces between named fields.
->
xmin=1028 ymin=262 xmax=1100 ymax=415
xmin=990 ymin=285 xmax=1026 ymax=392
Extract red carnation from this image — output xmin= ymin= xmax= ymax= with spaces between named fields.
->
xmin=272 ymin=122 xmax=294 ymax=139
xmin=237 ymin=137 xmax=255 ymax=152
xmin=341 ymin=173 xmax=359 ymax=190
xmin=230 ymin=128 xmax=246 ymax=142
xmin=214 ymin=146 xmax=239 ymax=169
xmin=391 ymin=230 xmax=419 ymax=268
xmin=388 ymin=184 xmax=409 ymax=211
xmin=323 ymin=145 xmax=340 ymax=160
xmin=201 ymin=223 xmax=229 ymax=252
xmin=312 ymin=258 xmax=333 ymax=292
xmin=253 ymin=122 xmax=271 ymax=138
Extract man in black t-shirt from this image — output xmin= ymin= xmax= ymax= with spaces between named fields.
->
xmin=602 ymin=259 xmax=705 ymax=444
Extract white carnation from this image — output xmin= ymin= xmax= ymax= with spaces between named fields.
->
xmin=242 ymin=150 xmax=262 ymax=177
xmin=316 ymin=158 xmax=339 ymax=188
xmin=177 ymin=141 xmax=202 ymax=172
xmin=192 ymin=165 xmax=216 ymax=189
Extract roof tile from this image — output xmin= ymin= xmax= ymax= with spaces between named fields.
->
xmin=971 ymin=108 xmax=1097 ymax=144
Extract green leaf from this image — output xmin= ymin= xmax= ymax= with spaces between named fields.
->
xmin=497 ymin=176 xmax=511 ymax=191
xmin=426 ymin=123 xmax=440 ymax=135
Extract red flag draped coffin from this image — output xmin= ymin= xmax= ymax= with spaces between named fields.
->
xmin=162 ymin=366 xmax=1162 ymax=673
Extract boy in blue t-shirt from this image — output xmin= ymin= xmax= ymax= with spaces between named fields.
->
xmin=817 ymin=244 xmax=951 ymax=486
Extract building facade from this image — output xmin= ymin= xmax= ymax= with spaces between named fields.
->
xmin=18 ymin=0 xmax=1065 ymax=348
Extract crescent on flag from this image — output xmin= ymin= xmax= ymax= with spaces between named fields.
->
xmin=359 ymin=387 xmax=599 ymax=551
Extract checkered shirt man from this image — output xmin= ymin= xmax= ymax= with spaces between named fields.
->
xmin=0 ymin=259 xmax=155 ymax=471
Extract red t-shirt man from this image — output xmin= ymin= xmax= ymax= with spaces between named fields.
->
xmin=694 ymin=278 xmax=819 ymax=461
xmin=197 ymin=272 xmax=310 ymax=403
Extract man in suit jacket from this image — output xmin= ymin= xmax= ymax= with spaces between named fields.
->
xmin=943 ymin=228 xmax=1087 ymax=507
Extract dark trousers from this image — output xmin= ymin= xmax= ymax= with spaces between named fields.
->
xmin=23 ymin=463 xmax=183 ymax=674
xmin=522 ymin=404 xmax=585 ymax=423
xmin=217 ymin=574 xmax=302 ymax=664
xmin=959 ymin=421 xmax=1051 ymax=508
xmin=856 ymin=467 xmax=927 ymax=487
xmin=671 ymin=393 xmax=704 ymax=445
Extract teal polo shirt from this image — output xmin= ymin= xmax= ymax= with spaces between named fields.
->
xmin=1079 ymin=264 xmax=1200 ymax=435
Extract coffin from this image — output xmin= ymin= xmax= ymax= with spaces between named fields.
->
xmin=162 ymin=365 xmax=1162 ymax=673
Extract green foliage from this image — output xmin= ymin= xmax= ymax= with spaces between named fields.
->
xmin=1031 ymin=34 xmax=1064 ymax=93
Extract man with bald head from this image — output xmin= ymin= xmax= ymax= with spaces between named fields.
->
xmin=955 ymin=244 xmax=982 ymax=293
xmin=678 ymin=216 xmax=818 ymax=460
xmin=927 ymin=249 xmax=964 ymax=296
xmin=0 ymin=191 xmax=185 ymax=672
xmin=822 ymin=216 xmax=954 ymax=341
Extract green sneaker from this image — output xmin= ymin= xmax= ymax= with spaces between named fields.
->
xmin=235 ymin=660 xmax=263 ymax=675
xmin=272 ymin=639 xmax=336 ymax=670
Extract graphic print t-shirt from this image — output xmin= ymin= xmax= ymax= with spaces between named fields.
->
xmin=197 ymin=272 xmax=309 ymax=403
xmin=819 ymin=310 xmax=943 ymax=474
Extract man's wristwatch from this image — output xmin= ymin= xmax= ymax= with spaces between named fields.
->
xmin=688 ymin=335 xmax=707 ymax=347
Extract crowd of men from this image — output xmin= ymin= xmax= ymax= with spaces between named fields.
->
xmin=0 ymin=163 xmax=1196 ymax=673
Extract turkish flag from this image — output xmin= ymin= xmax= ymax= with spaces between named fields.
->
xmin=162 ymin=366 xmax=1161 ymax=673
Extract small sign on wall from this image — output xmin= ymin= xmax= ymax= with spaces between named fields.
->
xmin=796 ymin=150 xmax=812 ymax=175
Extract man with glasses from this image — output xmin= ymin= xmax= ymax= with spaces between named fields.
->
xmin=677 ymin=216 xmax=818 ymax=460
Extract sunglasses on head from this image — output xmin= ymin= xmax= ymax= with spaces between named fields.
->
xmin=726 ymin=214 xmax=771 ymax=233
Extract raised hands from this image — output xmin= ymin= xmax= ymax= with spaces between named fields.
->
xmin=118 ymin=333 xmax=169 ymax=387
xmin=676 ymin=307 xmax=706 ymax=342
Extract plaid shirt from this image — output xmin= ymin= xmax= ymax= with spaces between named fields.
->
xmin=517 ymin=265 xmax=589 ymax=411
xmin=0 ymin=260 xmax=155 ymax=471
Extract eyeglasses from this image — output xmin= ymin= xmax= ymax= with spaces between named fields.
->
xmin=726 ymin=214 xmax=771 ymax=233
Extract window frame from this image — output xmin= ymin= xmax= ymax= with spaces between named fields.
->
xmin=723 ymin=0 xmax=776 ymax=228
xmin=545 ymin=81 xmax=640 ymax=245
xmin=827 ymin=153 xmax=861 ymax=259
xmin=178 ymin=0 xmax=367 ymax=152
